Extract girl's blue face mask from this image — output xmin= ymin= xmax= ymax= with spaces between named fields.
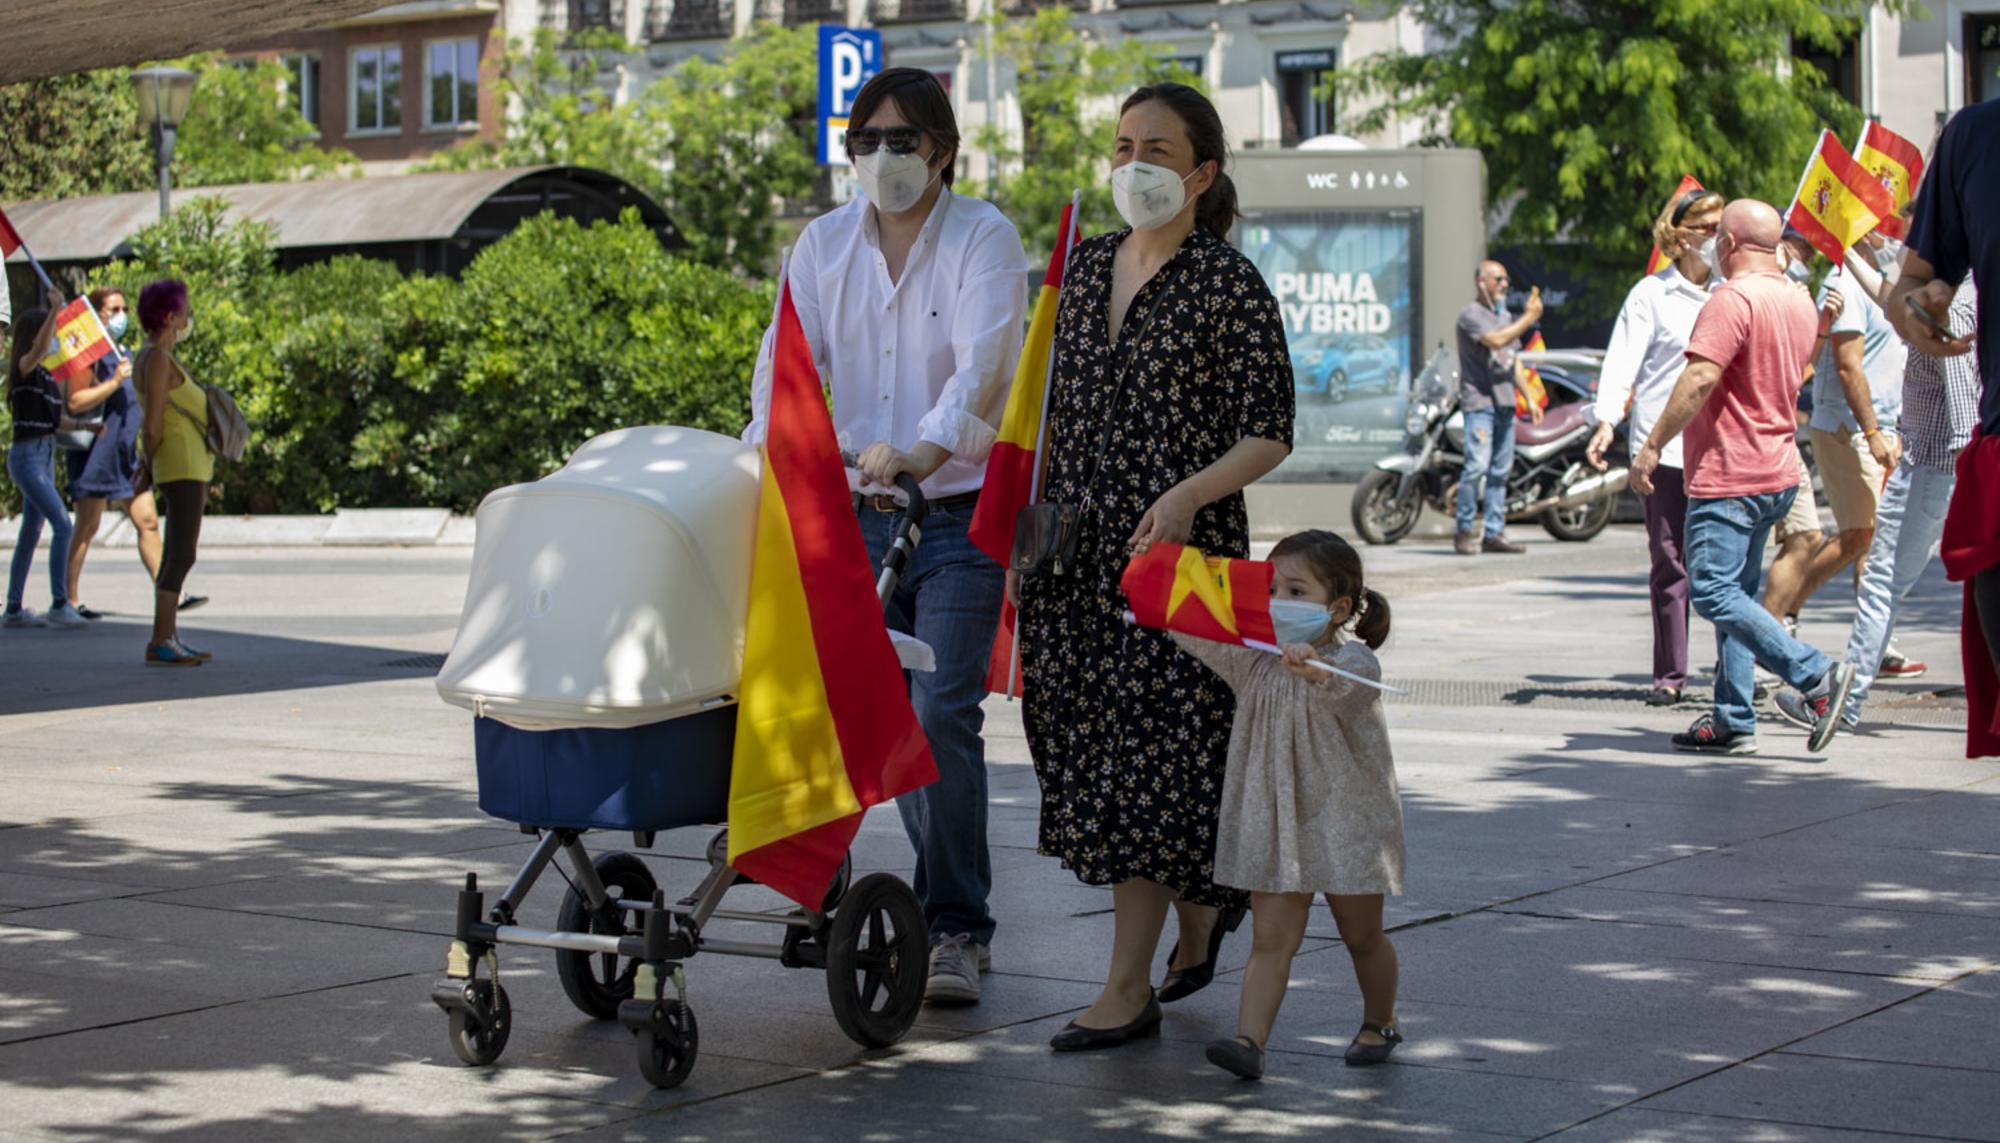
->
xmin=1268 ymin=598 xmax=1334 ymax=645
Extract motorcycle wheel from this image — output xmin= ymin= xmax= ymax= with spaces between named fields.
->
xmin=1351 ymin=469 xmax=1421 ymax=546
xmin=1541 ymin=484 xmax=1616 ymax=542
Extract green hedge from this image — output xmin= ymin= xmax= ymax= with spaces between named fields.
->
xmin=2 ymin=203 xmax=770 ymax=516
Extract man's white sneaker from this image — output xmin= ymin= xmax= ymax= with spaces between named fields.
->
xmin=45 ymin=604 xmax=88 ymax=629
xmin=924 ymin=934 xmax=985 ymax=1007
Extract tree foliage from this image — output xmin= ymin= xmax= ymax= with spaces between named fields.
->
xmin=0 ymin=54 xmax=354 ymax=205
xmin=1340 ymin=0 xmax=1868 ymax=308
xmin=422 ymin=25 xmax=817 ymax=275
xmin=978 ymin=9 xmax=1202 ymax=257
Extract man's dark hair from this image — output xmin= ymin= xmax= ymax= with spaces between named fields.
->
xmin=846 ymin=68 xmax=960 ymax=187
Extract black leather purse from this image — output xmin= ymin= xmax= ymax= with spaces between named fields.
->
xmin=1009 ymin=293 xmax=1161 ymax=578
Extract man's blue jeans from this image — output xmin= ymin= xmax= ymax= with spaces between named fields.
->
xmin=1456 ymin=407 xmax=1514 ymax=538
xmin=6 ymin=436 xmax=73 ymax=614
xmin=1687 ymin=489 xmax=1833 ymax=735
xmin=1844 ymin=459 xmax=1955 ymax=721
xmin=859 ymin=496 xmax=1004 ymax=948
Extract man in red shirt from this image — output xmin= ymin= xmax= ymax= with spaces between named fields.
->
xmin=1631 ymin=199 xmax=1859 ymax=756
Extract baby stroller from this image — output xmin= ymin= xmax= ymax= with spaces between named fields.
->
xmin=430 ymin=427 xmax=933 ymax=1088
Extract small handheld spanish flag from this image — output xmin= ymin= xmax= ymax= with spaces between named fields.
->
xmin=1515 ymin=330 xmax=1548 ymax=417
xmin=1786 ymin=130 xmax=1896 ymax=263
xmin=41 ymin=297 xmax=114 ymax=384
xmin=1121 ymin=544 xmax=1406 ymax=694
xmin=1854 ymin=121 xmax=1924 ymax=239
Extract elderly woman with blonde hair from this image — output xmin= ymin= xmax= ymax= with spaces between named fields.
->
xmin=1583 ymin=186 xmax=1725 ymax=706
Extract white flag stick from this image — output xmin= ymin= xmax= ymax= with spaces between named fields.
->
xmin=1123 ymin=612 xmax=1408 ymax=695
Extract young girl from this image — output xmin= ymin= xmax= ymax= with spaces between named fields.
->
xmin=1170 ymin=529 xmax=1406 ymax=1079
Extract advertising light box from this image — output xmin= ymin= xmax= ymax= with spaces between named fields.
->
xmin=1239 ymin=210 xmax=1421 ymax=479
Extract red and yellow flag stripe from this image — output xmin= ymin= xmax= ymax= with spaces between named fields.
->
xmin=728 ymin=282 xmax=937 ymax=908
xmin=1855 ymin=121 xmax=1924 ymax=239
xmin=1646 ymin=174 xmax=1704 ymax=276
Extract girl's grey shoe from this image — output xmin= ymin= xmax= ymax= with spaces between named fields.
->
xmin=1344 ymin=1022 xmax=1404 ymax=1066
xmin=1204 ymin=1035 xmax=1265 ymax=1079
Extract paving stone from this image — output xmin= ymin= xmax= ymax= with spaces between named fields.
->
xmin=1592 ymin=836 xmax=2000 ymax=920
xmin=1540 ymin=1108 xmax=1914 ymax=1141
xmin=1783 ymin=967 xmax=2000 ymax=1072
xmin=1640 ymin=1052 xmax=2000 ymax=1141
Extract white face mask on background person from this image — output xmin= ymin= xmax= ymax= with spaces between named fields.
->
xmin=104 ymin=312 xmax=129 ymax=340
xmin=1112 ymin=160 xmax=1199 ymax=231
xmin=1268 ymin=598 xmax=1335 ymax=646
xmin=1871 ymin=237 xmax=1904 ymax=272
xmin=1700 ymin=236 xmax=1729 ymax=282
xmin=855 ymin=150 xmax=939 ymax=216
xmin=1784 ymin=254 xmax=1812 ymax=284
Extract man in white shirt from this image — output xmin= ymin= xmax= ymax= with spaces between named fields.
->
xmin=744 ymin=69 xmax=1029 ymax=1008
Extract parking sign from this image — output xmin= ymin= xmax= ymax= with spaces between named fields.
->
xmin=818 ymin=26 xmax=882 ymax=167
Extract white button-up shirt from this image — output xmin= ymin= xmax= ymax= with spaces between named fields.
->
xmin=1590 ymin=264 xmax=1710 ymax=470
xmin=744 ymin=190 xmax=1030 ymax=500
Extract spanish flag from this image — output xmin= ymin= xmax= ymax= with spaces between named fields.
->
xmin=42 ymin=297 xmax=114 ymax=384
xmin=1515 ymin=331 xmax=1548 ymax=417
xmin=1855 ymin=121 xmax=1924 ymax=239
xmin=727 ymin=281 xmax=937 ymax=909
xmin=972 ymin=194 xmax=1081 ymax=698
xmin=1786 ymin=130 xmax=1896 ymax=264
xmin=1122 ymin=544 xmax=1278 ymax=648
xmin=1646 ymin=175 xmax=1704 ymax=275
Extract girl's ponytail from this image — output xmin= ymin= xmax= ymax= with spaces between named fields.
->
xmin=1354 ymin=588 xmax=1392 ymax=650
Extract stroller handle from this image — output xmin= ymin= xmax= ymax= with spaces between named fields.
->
xmin=838 ymin=450 xmax=929 ymax=527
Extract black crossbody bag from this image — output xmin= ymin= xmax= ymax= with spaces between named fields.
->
xmin=1010 ymin=291 xmax=1163 ymax=578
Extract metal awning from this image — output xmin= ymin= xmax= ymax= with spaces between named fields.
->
xmin=1 ymin=1 xmax=389 ymax=87
xmin=3 ymin=167 xmax=679 ymax=265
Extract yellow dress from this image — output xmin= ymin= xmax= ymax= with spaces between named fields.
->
xmin=146 ymin=354 xmax=214 ymax=485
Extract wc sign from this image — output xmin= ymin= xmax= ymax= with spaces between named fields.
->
xmin=818 ymin=26 xmax=882 ymax=166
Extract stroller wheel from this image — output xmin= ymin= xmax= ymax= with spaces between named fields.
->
xmin=823 ymin=873 xmax=927 ymax=1049
xmin=635 ymin=1000 xmax=699 ymax=1089
xmin=556 ymin=852 xmax=658 ymax=1020
xmin=446 ymin=981 xmax=511 ymax=1066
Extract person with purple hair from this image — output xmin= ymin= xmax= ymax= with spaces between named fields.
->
xmin=135 ymin=279 xmax=212 ymax=666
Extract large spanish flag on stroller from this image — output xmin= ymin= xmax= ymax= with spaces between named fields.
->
xmin=729 ymin=282 xmax=938 ymax=908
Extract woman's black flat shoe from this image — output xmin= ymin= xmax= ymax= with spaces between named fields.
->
xmin=1050 ymin=994 xmax=1163 ymax=1052
xmin=1646 ymin=686 xmax=1682 ymax=707
xmin=1204 ymin=1035 xmax=1265 ymax=1080
xmin=1343 ymin=1022 xmax=1404 ymax=1066
xmin=1158 ymin=906 xmax=1245 ymax=1003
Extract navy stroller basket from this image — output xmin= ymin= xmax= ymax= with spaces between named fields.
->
xmin=429 ymin=427 xmax=933 ymax=1089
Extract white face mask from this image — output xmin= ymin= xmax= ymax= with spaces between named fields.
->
xmin=1268 ymin=598 xmax=1335 ymax=645
xmin=1871 ymin=237 xmax=1904 ymax=272
xmin=1700 ymin=236 xmax=1728 ymax=282
xmin=1784 ymin=254 xmax=1811 ymax=284
xmin=1112 ymin=160 xmax=1199 ymax=232
xmin=855 ymin=150 xmax=939 ymax=216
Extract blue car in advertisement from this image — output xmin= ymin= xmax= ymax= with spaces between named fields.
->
xmin=1292 ymin=334 xmax=1403 ymax=402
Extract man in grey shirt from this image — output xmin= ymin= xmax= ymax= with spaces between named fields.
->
xmin=1453 ymin=260 xmax=1543 ymax=555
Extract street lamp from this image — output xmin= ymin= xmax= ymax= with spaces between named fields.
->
xmin=132 ymin=67 xmax=197 ymax=221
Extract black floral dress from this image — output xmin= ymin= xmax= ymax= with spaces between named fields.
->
xmin=1020 ymin=225 xmax=1295 ymax=906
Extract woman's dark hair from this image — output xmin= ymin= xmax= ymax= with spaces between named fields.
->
xmin=9 ymin=307 xmax=49 ymax=387
xmin=1270 ymin=528 xmax=1392 ymax=649
xmin=87 ymin=286 xmax=125 ymax=313
xmin=847 ymin=67 xmax=960 ymax=187
xmin=1119 ymin=82 xmax=1239 ymax=241
xmin=137 ymin=279 xmax=188 ymax=337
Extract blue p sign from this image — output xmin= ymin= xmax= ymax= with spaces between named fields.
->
xmin=818 ymin=26 xmax=882 ymax=166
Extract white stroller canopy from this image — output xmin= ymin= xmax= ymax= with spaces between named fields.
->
xmin=438 ymin=427 xmax=762 ymax=731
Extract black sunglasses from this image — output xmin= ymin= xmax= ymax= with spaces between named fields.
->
xmin=846 ymin=126 xmax=925 ymax=157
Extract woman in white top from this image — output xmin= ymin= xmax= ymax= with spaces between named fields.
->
xmin=1586 ymin=187 xmax=1721 ymax=706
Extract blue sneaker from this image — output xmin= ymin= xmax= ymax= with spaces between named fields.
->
xmin=146 ymin=640 xmax=206 ymax=667
xmin=3 ymin=609 xmax=48 ymax=629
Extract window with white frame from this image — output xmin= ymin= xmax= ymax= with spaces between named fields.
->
xmin=281 ymin=53 xmax=320 ymax=129
xmin=427 ymin=37 xmax=482 ymax=129
xmin=1165 ymin=54 xmax=1206 ymax=79
xmin=1276 ymin=49 xmax=1337 ymax=146
xmin=351 ymin=45 xmax=404 ymax=134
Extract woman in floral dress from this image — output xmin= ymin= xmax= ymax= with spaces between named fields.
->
xmin=1017 ymin=83 xmax=1295 ymax=1051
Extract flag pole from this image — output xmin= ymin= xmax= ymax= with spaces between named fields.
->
xmin=1118 ymin=611 xmax=1407 ymax=695
xmin=1003 ymin=188 xmax=1083 ymax=701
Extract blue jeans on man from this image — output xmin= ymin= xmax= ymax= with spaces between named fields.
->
xmin=1456 ymin=407 xmax=1514 ymax=539
xmin=6 ymin=437 xmax=74 ymax=614
xmin=858 ymin=496 xmax=1004 ymax=949
xmin=1686 ymin=489 xmax=1834 ymax=735
xmin=1844 ymin=459 xmax=1956 ymax=722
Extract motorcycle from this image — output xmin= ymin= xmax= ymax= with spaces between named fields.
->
xmin=1350 ymin=349 xmax=1631 ymax=546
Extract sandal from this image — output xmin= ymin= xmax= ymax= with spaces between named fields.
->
xmin=1159 ymin=905 xmax=1245 ymax=1003
xmin=1343 ymin=1021 xmax=1403 ymax=1066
